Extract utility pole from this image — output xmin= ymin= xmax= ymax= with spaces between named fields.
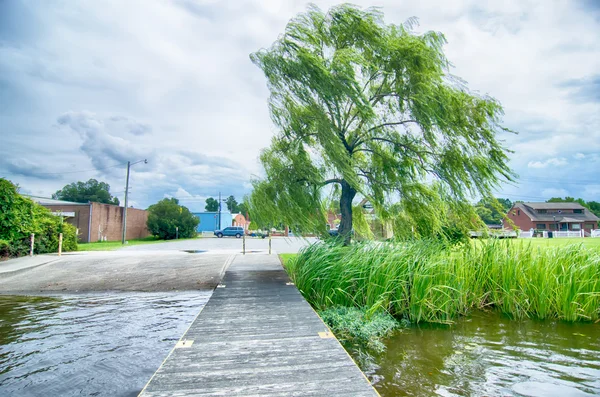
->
xmin=218 ymin=191 xmax=221 ymax=230
xmin=122 ymin=159 xmax=148 ymax=244
xmin=122 ymin=161 xmax=130 ymax=244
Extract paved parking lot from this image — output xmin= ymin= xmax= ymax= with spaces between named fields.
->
xmin=0 ymin=237 xmax=317 ymax=295
xmin=120 ymin=236 xmax=318 ymax=254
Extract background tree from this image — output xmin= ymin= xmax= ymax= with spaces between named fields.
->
xmin=238 ymin=202 xmax=249 ymax=217
xmin=205 ymin=197 xmax=219 ymax=212
xmin=248 ymin=4 xmax=514 ymax=242
xmin=225 ymin=195 xmax=240 ymax=213
xmin=147 ymin=198 xmax=199 ymax=240
xmin=588 ymin=201 xmax=600 ymax=217
xmin=474 ymin=197 xmax=512 ymax=225
xmin=53 ymin=179 xmax=119 ymax=205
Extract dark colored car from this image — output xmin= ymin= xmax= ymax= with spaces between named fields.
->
xmin=326 ymin=229 xmax=354 ymax=238
xmin=214 ymin=226 xmax=244 ymax=238
xmin=249 ymin=231 xmax=268 ymax=239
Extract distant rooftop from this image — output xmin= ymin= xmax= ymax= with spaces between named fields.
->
xmin=22 ymin=194 xmax=89 ymax=206
xmin=522 ymin=202 xmax=587 ymax=210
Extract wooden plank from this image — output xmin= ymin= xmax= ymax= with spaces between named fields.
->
xmin=139 ymin=254 xmax=378 ymax=397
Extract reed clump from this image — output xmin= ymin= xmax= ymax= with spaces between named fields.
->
xmin=286 ymin=240 xmax=600 ymax=324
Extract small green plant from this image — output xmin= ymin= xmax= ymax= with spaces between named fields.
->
xmin=0 ymin=239 xmax=9 ymax=258
xmin=319 ymin=306 xmax=404 ymax=352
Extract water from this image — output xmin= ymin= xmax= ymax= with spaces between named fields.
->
xmin=0 ymin=292 xmax=211 ymax=397
xmin=361 ymin=311 xmax=600 ymax=396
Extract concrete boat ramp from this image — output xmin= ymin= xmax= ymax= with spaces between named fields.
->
xmin=139 ymin=253 xmax=378 ymax=396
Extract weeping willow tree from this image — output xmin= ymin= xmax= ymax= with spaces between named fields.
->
xmin=248 ymin=4 xmax=514 ymax=243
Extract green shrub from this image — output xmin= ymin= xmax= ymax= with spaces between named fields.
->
xmin=0 ymin=178 xmax=77 ymax=257
xmin=0 ymin=239 xmax=9 ymax=258
xmin=147 ymin=198 xmax=199 ymax=240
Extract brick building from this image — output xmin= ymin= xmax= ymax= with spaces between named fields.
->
xmin=26 ymin=196 xmax=150 ymax=242
xmin=231 ymin=213 xmax=250 ymax=230
xmin=506 ymin=202 xmax=599 ymax=233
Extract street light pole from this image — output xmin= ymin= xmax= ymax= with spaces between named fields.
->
xmin=122 ymin=161 xmax=130 ymax=244
xmin=122 ymin=159 xmax=147 ymax=244
xmin=218 ymin=191 xmax=221 ymax=230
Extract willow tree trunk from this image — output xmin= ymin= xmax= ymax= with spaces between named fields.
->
xmin=338 ymin=180 xmax=356 ymax=245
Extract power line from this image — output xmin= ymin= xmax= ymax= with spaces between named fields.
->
xmin=518 ymin=177 xmax=598 ymax=186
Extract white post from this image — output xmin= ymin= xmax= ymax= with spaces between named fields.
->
xmin=58 ymin=233 xmax=63 ymax=256
xmin=269 ymin=233 xmax=272 ymax=255
xmin=243 ymin=232 xmax=246 ymax=255
xmin=30 ymin=233 xmax=34 ymax=256
xmin=581 ymin=229 xmax=584 ymax=238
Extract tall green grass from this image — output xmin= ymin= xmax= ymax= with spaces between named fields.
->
xmin=286 ymin=240 xmax=600 ymax=323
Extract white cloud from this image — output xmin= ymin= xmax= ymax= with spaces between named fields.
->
xmin=1 ymin=0 xmax=599 ymax=205
xmin=527 ymin=157 xmax=569 ymax=169
xmin=52 ymin=111 xmax=250 ymax=211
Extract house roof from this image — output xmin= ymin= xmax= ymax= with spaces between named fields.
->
xmin=513 ymin=202 xmax=599 ymax=222
xmin=22 ymin=195 xmax=89 ymax=206
xmin=522 ymin=202 xmax=587 ymax=210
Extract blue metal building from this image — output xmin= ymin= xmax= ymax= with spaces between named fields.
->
xmin=193 ymin=212 xmax=233 ymax=232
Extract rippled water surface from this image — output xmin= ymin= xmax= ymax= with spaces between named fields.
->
xmin=364 ymin=311 xmax=600 ymax=397
xmin=0 ymin=292 xmax=211 ymax=397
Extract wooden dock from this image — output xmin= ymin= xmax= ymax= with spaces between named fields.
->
xmin=139 ymin=253 xmax=379 ymax=396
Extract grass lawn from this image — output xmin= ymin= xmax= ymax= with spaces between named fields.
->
xmin=498 ymin=237 xmax=600 ymax=251
xmin=279 ymin=253 xmax=297 ymax=267
xmin=279 ymin=238 xmax=599 ymax=264
xmin=77 ymin=236 xmax=196 ymax=251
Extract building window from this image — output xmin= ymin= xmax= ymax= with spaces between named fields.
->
xmin=572 ymin=223 xmax=581 ymax=230
xmin=585 ymin=223 xmax=594 ymax=229
xmin=536 ymin=224 xmax=546 ymax=229
xmin=537 ymin=209 xmax=547 ymax=214
xmin=549 ymin=224 xmax=557 ymax=230
xmin=573 ymin=209 xmax=583 ymax=214
xmin=517 ymin=210 xmax=520 ymax=216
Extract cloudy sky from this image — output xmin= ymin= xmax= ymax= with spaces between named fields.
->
xmin=1 ymin=0 xmax=599 ymax=211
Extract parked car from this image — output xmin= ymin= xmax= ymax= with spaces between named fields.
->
xmin=326 ymin=229 xmax=354 ymax=238
xmin=248 ymin=230 xmax=268 ymax=239
xmin=214 ymin=226 xmax=244 ymax=238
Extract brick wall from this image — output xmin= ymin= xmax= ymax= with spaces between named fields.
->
xmin=40 ymin=204 xmax=91 ymax=242
xmin=506 ymin=205 xmax=534 ymax=230
xmin=90 ymin=203 xmax=150 ymax=242
xmin=125 ymin=207 xmax=150 ymax=240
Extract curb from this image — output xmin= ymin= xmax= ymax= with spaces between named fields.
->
xmin=0 ymin=258 xmax=61 ymax=279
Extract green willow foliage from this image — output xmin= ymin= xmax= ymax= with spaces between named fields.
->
xmin=0 ymin=178 xmax=77 ymax=257
xmin=287 ymin=241 xmax=600 ymax=324
xmin=249 ymin=4 xmax=514 ymax=240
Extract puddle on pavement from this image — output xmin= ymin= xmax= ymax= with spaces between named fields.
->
xmin=182 ymin=250 xmax=208 ymax=254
